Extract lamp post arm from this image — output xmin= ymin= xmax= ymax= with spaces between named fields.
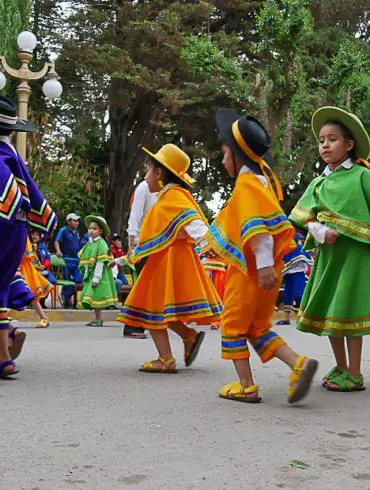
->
xmin=0 ymin=55 xmax=20 ymax=79
xmin=28 ymin=62 xmax=53 ymax=81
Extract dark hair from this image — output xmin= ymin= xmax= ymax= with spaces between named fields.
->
xmin=323 ymin=120 xmax=356 ymax=159
xmin=0 ymin=128 xmax=13 ymax=136
xmin=149 ymin=157 xmax=188 ymax=189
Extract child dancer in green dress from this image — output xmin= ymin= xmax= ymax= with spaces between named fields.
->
xmin=78 ymin=216 xmax=118 ymax=327
xmin=290 ymin=107 xmax=370 ymax=392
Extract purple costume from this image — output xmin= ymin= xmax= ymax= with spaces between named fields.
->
xmin=8 ymin=270 xmax=35 ymax=311
xmin=0 ymin=142 xmax=57 ymax=330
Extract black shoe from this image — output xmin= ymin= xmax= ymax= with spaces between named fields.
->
xmin=123 ymin=326 xmax=147 ymax=339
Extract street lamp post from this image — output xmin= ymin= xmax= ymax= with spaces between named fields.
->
xmin=0 ymin=31 xmax=63 ymax=160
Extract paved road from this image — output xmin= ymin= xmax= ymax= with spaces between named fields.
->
xmin=2 ymin=322 xmax=370 ymax=490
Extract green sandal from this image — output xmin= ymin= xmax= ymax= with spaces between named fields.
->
xmin=86 ymin=320 xmax=104 ymax=327
xmin=326 ymin=371 xmax=366 ymax=392
xmin=322 ymin=366 xmax=344 ymax=387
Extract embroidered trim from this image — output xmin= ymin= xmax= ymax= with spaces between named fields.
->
xmin=289 ymin=204 xmax=316 ymax=227
xmin=317 ymin=211 xmax=370 ymax=242
xmin=207 ymin=221 xmax=246 ymax=271
xmin=240 ymin=212 xmax=291 ymax=242
xmin=119 ymin=299 xmax=222 ymax=326
xmin=0 ymin=174 xmax=22 ymax=220
xmin=132 ymin=209 xmax=200 ymax=260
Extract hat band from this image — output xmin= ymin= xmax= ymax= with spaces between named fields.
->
xmin=232 ymin=121 xmax=284 ymax=201
xmin=0 ymin=113 xmax=17 ymax=125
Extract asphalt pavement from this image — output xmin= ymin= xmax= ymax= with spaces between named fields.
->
xmin=2 ymin=322 xmax=370 ymax=490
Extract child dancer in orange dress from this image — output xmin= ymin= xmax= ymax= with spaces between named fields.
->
xmin=117 ymin=144 xmax=222 ymax=373
xmin=20 ymin=237 xmax=54 ymax=328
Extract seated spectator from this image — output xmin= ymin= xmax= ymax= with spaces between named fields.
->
xmin=110 ymin=234 xmax=129 ymax=287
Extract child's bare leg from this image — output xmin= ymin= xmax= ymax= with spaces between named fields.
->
xmin=94 ymin=309 xmax=102 ymax=321
xmin=0 ymin=329 xmax=10 ymax=362
xmin=33 ymin=301 xmax=48 ymax=320
xmin=329 ymin=337 xmax=347 ymax=370
xmin=283 ymin=311 xmax=291 ymax=322
xmin=275 ymin=344 xmax=300 ymax=369
xmin=346 ymin=337 xmax=362 ymax=378
xmin=145 ymin=328 xmax=176 ymax=370
xmin=169 ymin=320 xmax=195 ymax=340
xmin=234 ymin=358 xmax=257 ymax=393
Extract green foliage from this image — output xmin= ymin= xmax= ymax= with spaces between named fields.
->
xmin=256 ymin=0 xmax=313 ymax=49
xmin=0 ymin=0 xmax=30 ymax=55
xmin=181 ymin=35 xmax=240 ymax=78
xmin=32 ymin=160 xmax=104 ymax=226
xmin=0 ymin=0 xmax=31 ymax=95
xmin=28 ymin=0 xmax=370 ymax=225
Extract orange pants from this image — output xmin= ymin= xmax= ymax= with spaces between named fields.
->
xmin=221 ymin=261 xmax=285 ymax=362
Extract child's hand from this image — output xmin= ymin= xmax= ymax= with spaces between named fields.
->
xmin=324 ymin=229 xmax=340 ymax=245
xmin=108 ymin=260 xmax=115 ymax=268
xmin=258 ymin=266 xmax=278 ymax=290
xmin=92 ymin=282 xmax=99 ymax=288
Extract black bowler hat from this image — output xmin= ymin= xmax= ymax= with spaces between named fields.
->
xmin=0 ymin=96 xmax=36 ymax=132
xmin=216 ymin=108 xmax=273 ymax=175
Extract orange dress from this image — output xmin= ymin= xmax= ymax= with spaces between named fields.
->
xmin=19 ymin=238 xmax=54 ymax=301
xmin=117 ymin=185 xmax=222 ymax=329
xmin=206 ymin=173 xmax=295 ymax=361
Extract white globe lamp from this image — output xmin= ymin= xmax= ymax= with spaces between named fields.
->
xmin=42 ymin=78 xmax=63 ymax=99
xmin=17 ymin=31 xmax=37 ymax=53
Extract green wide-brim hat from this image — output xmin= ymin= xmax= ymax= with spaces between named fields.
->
xmin=312 ymin=106 xmax=370 ymax=160
xmin=85 ymin=215 xmax=110 ymax=237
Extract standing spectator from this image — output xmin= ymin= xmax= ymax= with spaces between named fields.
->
xmin=123 ymin=181 xmax=157 ymax=339
xmin=54 ymin=213 xmax=83 ymax=308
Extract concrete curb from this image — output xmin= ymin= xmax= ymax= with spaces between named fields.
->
xmin=11 ymin=308 xmax=297 ymax=323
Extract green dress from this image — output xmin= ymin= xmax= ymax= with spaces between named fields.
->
xmin=78 ymin=237 xmax=118 ymax=309
xmin=290 ymin=164 xmax=370 ymax=337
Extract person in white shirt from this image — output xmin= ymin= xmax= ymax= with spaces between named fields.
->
xmin=123 ymin=181 xmax=157 ymax=339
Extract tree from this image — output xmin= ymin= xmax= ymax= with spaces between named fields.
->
xmin=0 ymin=0 xmax=31 ymax=96
xmin=55 ymin=1 xmax=256 ymax=230
xmin=29 ymin=0 xmax=369 ymax=226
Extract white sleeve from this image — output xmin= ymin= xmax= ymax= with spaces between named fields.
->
xmin=307 ymin=222 xmax=332 ymax=244
xmin=183 ymin=219 xmax=208 ymax=242
xmin=127 ymin=183 xmax=146 ymax=239
xmin=256 ymin=175 xmax=268 ymax=188
xmin=249 ymin=234 xmax=274 ymax=269
xmin=93 ymin=261 xmax=104 ymax=283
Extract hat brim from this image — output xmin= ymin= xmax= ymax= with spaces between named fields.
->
xmin=142 ymin=147 xmax=195 ymax=187
xmin=0 ymin=118 xmax=37 ymax=133
xmin=216 ymin=108 xmax=266 ymax=175
xmin=85 ymin=215 xmax=110 ymax=237
xmin=312 ymin=107 xmax=370 ymax=160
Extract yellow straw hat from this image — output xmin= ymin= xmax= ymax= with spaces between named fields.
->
xmin=142 ymin=144 xmax=196 ymax=187
xmin=312 ymin=106 xmax=370 ymax=160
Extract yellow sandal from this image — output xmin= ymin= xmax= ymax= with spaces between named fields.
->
xmin=219 ymin=381 xmax=261 ymax=403
xmin=288 ymin=355 xmax=318 ymax=404
xmin=139 ymin=356 xmax=178 ymax=374
xmin=36 ymin=319 xmax=50 ymax=329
